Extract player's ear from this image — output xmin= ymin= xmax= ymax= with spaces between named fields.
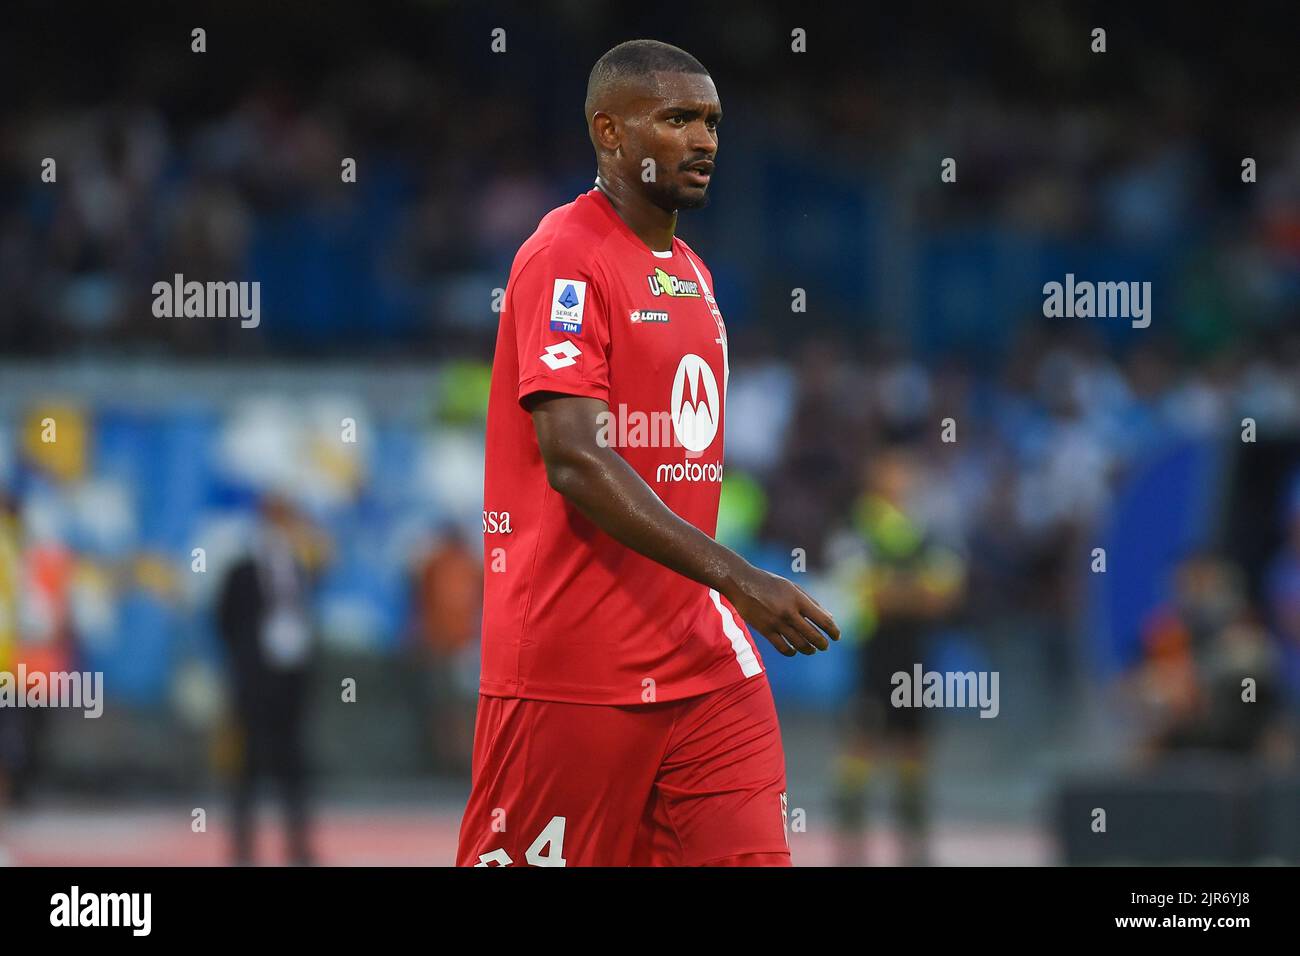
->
xmin=591 ymin=111 xmax=620 ymax=152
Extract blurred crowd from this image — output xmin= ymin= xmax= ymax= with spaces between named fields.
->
xmin=4 ymin=5 xmax=1300 ymax=357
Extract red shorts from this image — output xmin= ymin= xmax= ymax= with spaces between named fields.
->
xmin=455 ymin=674 xmax=791 ymax=867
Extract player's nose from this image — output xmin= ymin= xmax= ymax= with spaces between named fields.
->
xmin=687 ymin=124 xmax=716 ymax=153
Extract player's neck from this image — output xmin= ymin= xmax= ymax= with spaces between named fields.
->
xmin=594 ymin=177 xmax=677 ymax=255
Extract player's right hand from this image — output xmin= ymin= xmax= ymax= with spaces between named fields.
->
xmin=724 ymin=565 xmax=840 ymax=657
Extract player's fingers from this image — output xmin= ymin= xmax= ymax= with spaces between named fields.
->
xmin=762 ymin=629 xmax=798 ymax=657
xmin=799 ymin=597 xmax=840 ymax=642
xmin=786 ymin=610 xmax=829 ymax=651
xmin=785 ymin=581 xmax=835 ymax=640
xmin=777 ymin=628 xmax=812 ymax=655
xmin=802 ymin=616 xmax=831 ymax=651
xmin=779 ymin=620 xmax=818 ymax=655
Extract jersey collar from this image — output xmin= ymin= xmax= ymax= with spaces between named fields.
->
xmin=588 ymin=186 xmax=677 ymax=260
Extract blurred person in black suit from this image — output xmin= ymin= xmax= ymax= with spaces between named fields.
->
xmin=217 ymin=492 xmax=326 ymax=866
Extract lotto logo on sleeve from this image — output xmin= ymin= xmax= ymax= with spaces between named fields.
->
xmin=550 ymin=279 xmax=587 ymax=333
xmin=540 ymin=341 xmax=582 ymax=370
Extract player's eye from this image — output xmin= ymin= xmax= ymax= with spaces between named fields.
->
xmin=668 ymin=115 xmax=687 ymax=126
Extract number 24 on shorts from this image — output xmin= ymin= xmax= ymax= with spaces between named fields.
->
xmin=474 ymin=816 xmax=567 ymax=867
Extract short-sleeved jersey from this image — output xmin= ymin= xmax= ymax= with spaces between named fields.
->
xmin=479 ymin=186 xmax=764 ymax=705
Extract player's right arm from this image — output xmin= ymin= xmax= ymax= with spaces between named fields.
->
xmin=527 ymin=392 xmax=837 ymax=657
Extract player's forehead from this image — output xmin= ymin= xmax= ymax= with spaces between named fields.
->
xmin=632 ymin=71 xmax=720 ymax=115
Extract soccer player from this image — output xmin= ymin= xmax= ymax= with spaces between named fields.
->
xmin=456 ymin=39 xmax=839 ymax=868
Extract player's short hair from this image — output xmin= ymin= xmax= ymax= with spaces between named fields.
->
xmin=585 ymin=39 xmax=709 ymax=120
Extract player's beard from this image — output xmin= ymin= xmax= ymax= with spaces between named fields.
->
xmin=643 ymin=174 xmax=711 ymax=212
xmin=675 ymin=187 xmax=710 ymax=211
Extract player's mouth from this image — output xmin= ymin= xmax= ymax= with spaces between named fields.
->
xmin=682 ymin=160 xmax=714 ymax=186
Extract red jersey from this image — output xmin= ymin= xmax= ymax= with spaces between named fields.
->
xmin=479 ymin=186 xmax=764 ymax=705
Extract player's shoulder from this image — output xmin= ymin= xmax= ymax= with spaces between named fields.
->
xmin=511 ymin=189 xmax=616 ymax=281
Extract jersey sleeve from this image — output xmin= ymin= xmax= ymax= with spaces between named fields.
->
xmin=511 ymin=242 xmax=613 ymax=407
